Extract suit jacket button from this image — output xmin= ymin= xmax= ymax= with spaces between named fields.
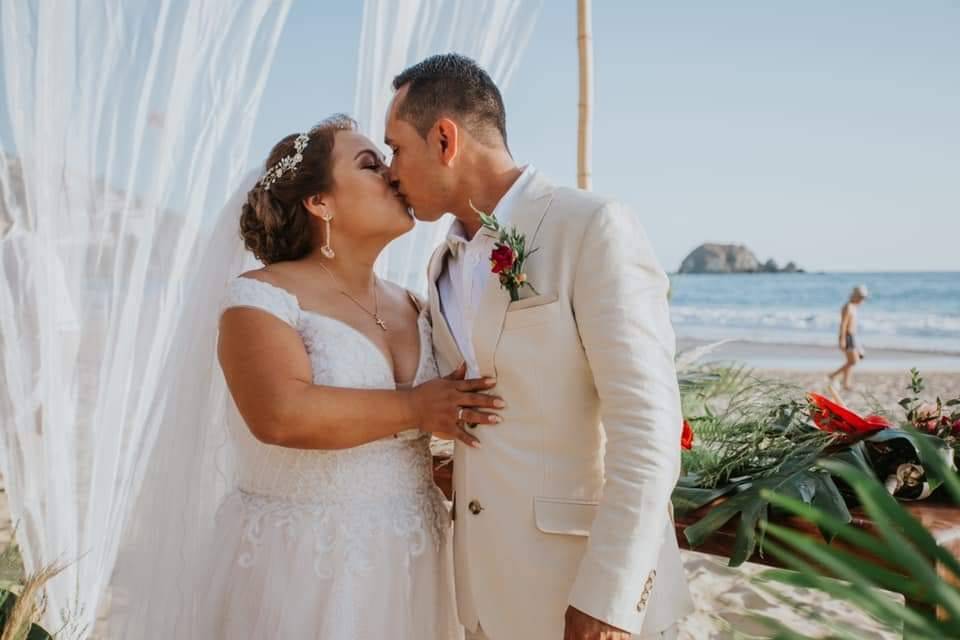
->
xmin=468 ymin=500 xmax=483 ymax=515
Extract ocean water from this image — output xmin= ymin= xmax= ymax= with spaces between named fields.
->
xmin=668 ymin=272 xmax=960 ymax=355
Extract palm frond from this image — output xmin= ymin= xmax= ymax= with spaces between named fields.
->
xmin=675 ymin=339 xmax=735 ymax=373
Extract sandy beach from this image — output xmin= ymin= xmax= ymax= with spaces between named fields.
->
xmin=756 ymin=367 xmax=960 ymax=416
xmin=679 ymin=338 xmax=960 ymax=374
xmin=676 ymin=549 xmax=901 ymax=639
xmin=2 ymin=356 xmax=956 ymax=639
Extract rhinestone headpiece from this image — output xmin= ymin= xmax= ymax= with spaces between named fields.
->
xmin=260 ymin=132 xmax=310 ymax=190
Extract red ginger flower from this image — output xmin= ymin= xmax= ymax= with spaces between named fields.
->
xmin=681 ymin=419 xmax=694 ymax=450
xmin=807 ymin=393 xmax=891 ymax=436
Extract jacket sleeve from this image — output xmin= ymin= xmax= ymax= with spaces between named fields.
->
xmin=567 ymin=201 xmax=682 ymax=633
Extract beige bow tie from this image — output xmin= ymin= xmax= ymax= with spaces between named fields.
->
xmin=447 ymin=226 xmax=498 ymax=258
xmin=446 ymin=236 xmax=466 ymax=258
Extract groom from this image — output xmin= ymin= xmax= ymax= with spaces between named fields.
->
xmin=386 ymin=54 xmax=693 ymax=640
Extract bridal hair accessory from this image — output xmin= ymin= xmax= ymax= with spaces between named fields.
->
xmin=260 ymin=133 xmax=310 ymax=190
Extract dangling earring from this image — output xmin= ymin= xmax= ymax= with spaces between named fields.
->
xmin=320 ymin=212 xmax=335 ymax=259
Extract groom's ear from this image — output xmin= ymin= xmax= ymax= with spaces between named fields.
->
xmin=435 ymin=118 xmax=459 ymax=167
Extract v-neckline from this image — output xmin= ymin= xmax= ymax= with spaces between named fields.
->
xmin=248 ymin=278 xmax=424 ymax=388
xmin=300 ymin=309 xmax=424 ymax=388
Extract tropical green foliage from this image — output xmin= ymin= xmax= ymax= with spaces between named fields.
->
xmin=673 ymin=363 xmax=956 ymax=567
xmin=755 ymin=432 xmax=960 ymax=639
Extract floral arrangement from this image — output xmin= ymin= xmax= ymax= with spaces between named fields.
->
xmin=673 ymin=366 xmax=958 ymax=566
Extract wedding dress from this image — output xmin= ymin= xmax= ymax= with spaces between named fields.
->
xmin=197 ymin=276 xmax=460 ymax=638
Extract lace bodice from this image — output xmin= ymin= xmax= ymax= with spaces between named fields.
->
xmin=219 ymin=276 xmax=440 ymax=504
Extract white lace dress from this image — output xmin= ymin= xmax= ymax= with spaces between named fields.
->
xmin=200 ymin=277 xmax=460 ymax=638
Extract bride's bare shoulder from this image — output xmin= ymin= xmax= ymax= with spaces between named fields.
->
xmin=238 ymin=262 xmax=304 ymax=290
xmin=236 ymin=268 xmax=268 ymax=282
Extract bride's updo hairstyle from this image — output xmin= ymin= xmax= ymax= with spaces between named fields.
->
xmin=240 ymin=114 xmax=356 ymax=264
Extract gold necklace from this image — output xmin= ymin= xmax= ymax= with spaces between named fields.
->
xmin=318 ymin=263 xmax=387 ymax=331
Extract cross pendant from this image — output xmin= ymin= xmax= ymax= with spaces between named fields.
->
xmin=375 ymin=316 xmax=388 ymax=331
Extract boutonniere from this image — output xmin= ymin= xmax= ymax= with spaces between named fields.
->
xmin=469 ymin=201 xmax=539 ymax=302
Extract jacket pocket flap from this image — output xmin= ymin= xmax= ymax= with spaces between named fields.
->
xmin=503 ymin=297 xmax=562 ymax=330
xmin=533 ymin=497 xmax=598 ymax=536
xmin=507 ymin=293 xmax=559 ymax=312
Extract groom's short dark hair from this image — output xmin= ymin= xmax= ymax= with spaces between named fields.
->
xmin=392 ymin=53 xmax=508 ymax=149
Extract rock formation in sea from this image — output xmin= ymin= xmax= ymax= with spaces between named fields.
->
xmin=678 ymin=243 xmax=803 ymax=274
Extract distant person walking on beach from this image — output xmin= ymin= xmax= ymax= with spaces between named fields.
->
xmin=828 ymin=285 xmax=868 ymax=390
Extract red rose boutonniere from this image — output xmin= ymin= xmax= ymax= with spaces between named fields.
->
xmin=470 ymin=200 xmax=539 ymax=302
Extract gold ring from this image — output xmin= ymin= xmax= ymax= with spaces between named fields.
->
xmin=457 ymin=407 xmax=464 ymax=423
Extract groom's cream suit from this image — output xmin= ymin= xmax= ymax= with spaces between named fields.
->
xmin=427 ymin=168 xmax=694 ymax=640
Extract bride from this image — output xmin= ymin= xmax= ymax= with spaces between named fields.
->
xmin=196 ymin=115 xmax=501 ymax=637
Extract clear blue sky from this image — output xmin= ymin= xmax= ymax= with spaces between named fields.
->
xmin=252 ymin=1 xmax=959 ymax=273
xmin=2 ymin=3 xmax=954 ymax=272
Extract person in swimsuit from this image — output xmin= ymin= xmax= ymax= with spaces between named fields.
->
xmin=828 ymin=285 xmax=868 ymax=391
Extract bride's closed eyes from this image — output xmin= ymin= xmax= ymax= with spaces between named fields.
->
xmin=355 ymin=149 xmax=386 ymax=172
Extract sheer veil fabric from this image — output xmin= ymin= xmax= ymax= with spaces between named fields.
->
xmin=0 ymin=1 xmax=540 ymax=636
xmin=0 ymin=1 xmax=290 ymax=633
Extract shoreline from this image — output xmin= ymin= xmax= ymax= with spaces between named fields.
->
xmin=678 ymin=337 xmax=960 ymax=373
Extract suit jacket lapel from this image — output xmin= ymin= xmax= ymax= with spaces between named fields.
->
xmin=427 ymin=243 xmax=464 ymax=373
xmin=471 ymin=172 xmax=554 ymax=377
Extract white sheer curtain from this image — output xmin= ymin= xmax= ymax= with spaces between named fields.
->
xmin=355 ymin=0 xmax=543 ymax=294
xmin=0 ymin=1 xmax=291 ymax=635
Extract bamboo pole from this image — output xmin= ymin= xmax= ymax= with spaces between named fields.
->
xmin=577 ymin=0 xmax=593 ymax=190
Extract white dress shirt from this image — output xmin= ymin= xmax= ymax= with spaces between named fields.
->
xmin=438 ymin=166 xmax=535 ymax=378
